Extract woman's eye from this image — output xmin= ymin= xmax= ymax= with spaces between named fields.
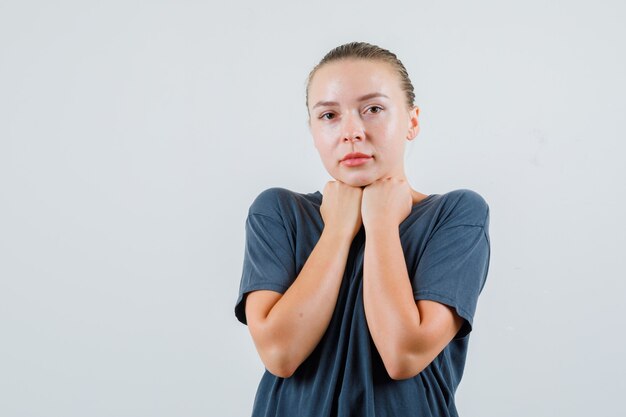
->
xmin=368 ymin=106 xmax=382 ymax=114
xmin=320 ymin=113 xmax=334 ymax=120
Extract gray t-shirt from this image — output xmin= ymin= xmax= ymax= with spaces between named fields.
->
xmin=235 ymin=187 xmax=491 ymax=417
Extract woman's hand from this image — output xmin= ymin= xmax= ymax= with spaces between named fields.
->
xmin=361 ymin=177 xmax=413 ymax=231
xmin=320 ymin=180 xmax=363 ymax=241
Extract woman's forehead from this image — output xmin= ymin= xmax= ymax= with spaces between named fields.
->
xmin=309 ymin=60 xmax=401 ymax=103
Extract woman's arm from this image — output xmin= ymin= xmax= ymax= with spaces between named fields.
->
xmin=362 ymin=225 xmax=463 ymax=380
xmin=245 ymin=228 xmax=352 ymax=378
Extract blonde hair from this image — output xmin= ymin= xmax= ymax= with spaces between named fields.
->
xmin=305 ymin=41 xmax=416 ymax=119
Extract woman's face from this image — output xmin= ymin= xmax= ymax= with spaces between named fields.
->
xmin=307 ymin=59 xmax=419 ymax=188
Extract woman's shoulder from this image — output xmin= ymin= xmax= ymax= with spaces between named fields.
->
xmin=247 ymin=186 xmax=320 ymax=219
xmin=440 ymin=188 xmax=489 ymax=207
xmin=433 ymin=188 xmax=490 ymax=227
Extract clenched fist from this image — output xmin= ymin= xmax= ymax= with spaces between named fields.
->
xmin=319 ymin=180 xmax=363 ymax=241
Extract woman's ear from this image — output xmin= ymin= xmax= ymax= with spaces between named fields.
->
xmin=406 ymin=106 xmax=420 ymax=140
xmin=307 ymin=115 xmax=314 ymax=132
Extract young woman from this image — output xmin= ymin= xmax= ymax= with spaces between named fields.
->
xmin=235 ymin=41 xmax=491 ymax=417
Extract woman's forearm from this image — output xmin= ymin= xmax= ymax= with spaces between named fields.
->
xmin=260 ymin=228 xmax=352 ymax=377
xmin=362 ymin=225 xmax=424 ymax=379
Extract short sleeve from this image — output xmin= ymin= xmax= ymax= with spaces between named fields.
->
xmin=234 ymin=212 xmax=297 ymax=325
xmin=412 ymin=220 xmax=491 ymax=340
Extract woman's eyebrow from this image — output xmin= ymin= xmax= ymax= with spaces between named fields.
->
xmin=312 ymin=92 xmax=389 ymax=109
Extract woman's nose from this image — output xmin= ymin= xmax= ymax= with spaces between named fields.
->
xmin=342 ymin=113 xmax=364 ymax=142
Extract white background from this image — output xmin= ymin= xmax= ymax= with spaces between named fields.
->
xmin=1 ymin=1 xmax=625 ymax=416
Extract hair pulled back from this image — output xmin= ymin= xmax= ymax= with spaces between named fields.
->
xmin=305 ymin=41 xmax=416 ymax=118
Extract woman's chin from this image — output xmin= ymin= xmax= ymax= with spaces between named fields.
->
xmin=335 ymin=176 xmax=374 ymax=188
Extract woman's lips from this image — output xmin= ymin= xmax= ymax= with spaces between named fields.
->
xmin=341 ymin=156 xmax=372 ymax=167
